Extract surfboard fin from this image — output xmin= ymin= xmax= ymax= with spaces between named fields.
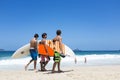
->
xmin=60 ymin=54 xmax=66 ymax=58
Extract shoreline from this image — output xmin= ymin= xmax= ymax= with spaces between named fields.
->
xmin=0 ymin=65 xmax=120 ymax=80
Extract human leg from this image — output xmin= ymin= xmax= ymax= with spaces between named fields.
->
xmin=43 ymin=56 xmax=50 ymax=70
xmin=30 ymin=49 xmax=37 ymax=71
xmin=40 ymin=55 xmax=46 ymax=71
xmin=58 ymin=61 xmax=62 ymax=72
xmin=25 ymin=59 xmax=33 ymax=71
xmin=52 ymin=62 xmax=57 ymax=73
xmin=33 ymin=55 xmax=37 ymax=71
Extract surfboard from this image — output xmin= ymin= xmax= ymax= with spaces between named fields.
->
xmin=12 ymin=40 xmax=77 ymax=63
xmin=37 ymin=44 xmax=54 ymax=57
xmin=37 ymin=40 xmax=65 ymax=57
xmin=12 ymin=43 xmax=30 ymax=58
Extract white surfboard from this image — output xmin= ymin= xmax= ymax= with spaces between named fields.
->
xmin=12 ymin=40 xmax=77 ymax=63
xmin=12 ymin=43 xmax=30 ymax=58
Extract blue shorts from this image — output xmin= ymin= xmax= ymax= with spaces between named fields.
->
xmin=30 ymin=49 xmax=37 ymax=60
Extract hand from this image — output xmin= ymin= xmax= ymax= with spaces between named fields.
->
xmin=60 ymin=53 xmax=65 ymax=58
xmin=38 ymin=54 xmax=41 ymax=58
xmin=47 ymin=53 xmax=49 ymax=56
xmin=47 ymin=56 xmax=50 ymax=60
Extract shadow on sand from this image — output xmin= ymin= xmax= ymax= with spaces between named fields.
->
xmin=44 ymin=69 xmax=74 ymax=74
xmin=27 ymin=69 xmax=74 ymax=74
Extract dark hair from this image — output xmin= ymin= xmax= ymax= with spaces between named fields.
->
xmin=56 ymin=30 xmax=61 ymax=35
xmin=42 ymin=33 xmax=47 ymax=38
xmin=34 ymin=33 xmax=39 ymax=38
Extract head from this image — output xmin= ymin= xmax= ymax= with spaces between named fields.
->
xmin=56 ymin=29 xmax=62 ymax=35
xmin=42 ymin=33 xmax=47 ymax=38
xmin=34 ymin=33 xmax=39 ymax=38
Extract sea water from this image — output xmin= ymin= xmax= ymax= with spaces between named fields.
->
xmin=0 ymin=50 xmax=120 ymax=70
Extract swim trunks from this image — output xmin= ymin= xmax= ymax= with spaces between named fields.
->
xmin=40 ymin=55 xmax=50 ymax=62
xmin=53 ymin=51 xmax=61 ymax=62
xmin=30 ymin=49 xmax=37 ymax=60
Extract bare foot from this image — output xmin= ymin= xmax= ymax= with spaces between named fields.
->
xmin=58 ymin=70 xmax=63 ymax=73
xmin=41 ymin=68 xmax=45 ymax=71
xmin=34 ymin=69 xmax=37 ymax=73
xmin=43 ymin=68 xmax=47 ymax=71
xmin=51 ymin=71 xmax=55 ymax=73
xmin=41 ymin=69 xmax=45 ymax=71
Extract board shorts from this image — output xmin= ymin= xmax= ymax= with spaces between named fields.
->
xmin=40 ymin=55 xmax=50 ymax=62
xmin=30 ymin=49 xmax=37 ymax=60
xmin=53 ymin=51 xmax=61 ymax=62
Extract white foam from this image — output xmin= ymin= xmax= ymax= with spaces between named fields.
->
xmin=0 ymin=54 xmax=120 ymax=66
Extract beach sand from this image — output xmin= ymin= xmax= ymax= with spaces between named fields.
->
xmin=0 ymin=65 xmax=120 ymax=80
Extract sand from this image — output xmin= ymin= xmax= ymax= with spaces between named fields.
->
xmin=0 ymin=65 xmax=120 ymax=80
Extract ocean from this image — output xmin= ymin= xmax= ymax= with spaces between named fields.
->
xmin=0 ymin=50 xmax=120 ymax=70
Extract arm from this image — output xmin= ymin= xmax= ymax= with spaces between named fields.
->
xmin=59 ymin=37 xmax=63 ymax=53
xmin=43 ymin=40 xmax=48 ymax=55
xmin=34 ymin=40 xmax=38 ymax=50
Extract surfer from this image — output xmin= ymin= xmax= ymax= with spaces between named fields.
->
xmin=52 ymin=29 xmax=64 ymax=73
xmin=39 ymin=33 xmax=50 ymax=71
xmin=84 ymin=57 xmax=87 ymax=63
xmin=25 ymin=33 xmax=39 ymax=72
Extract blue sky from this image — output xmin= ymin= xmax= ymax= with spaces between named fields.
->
xmin=0 ymin=0 xmax=120 ymax=50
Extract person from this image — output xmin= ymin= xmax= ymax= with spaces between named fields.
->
xmin=84 ymin=57 xmax=87 ymax=63
xmin=39 ymin=33 xmax=50 ymax=71
xmin=52 ymin=29 xmax=64 ymax=73
xmin=25 ymin=33 xmax=39 ymax=72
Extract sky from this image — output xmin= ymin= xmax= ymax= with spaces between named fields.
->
xmin=0 ymin=0 xmax=120 ymax=50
